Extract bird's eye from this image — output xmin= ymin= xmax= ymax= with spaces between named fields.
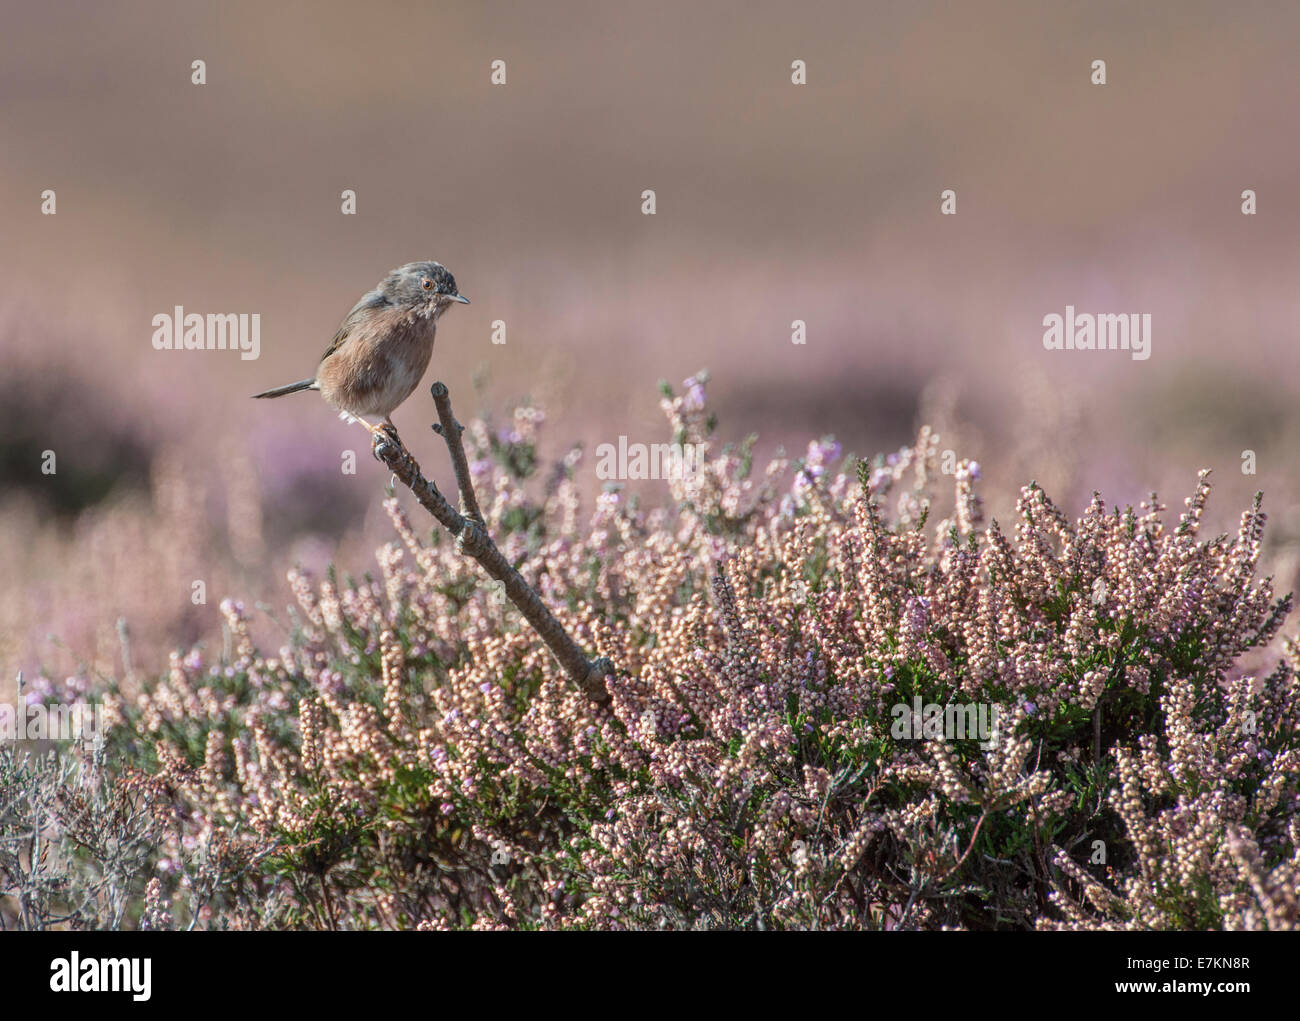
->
xmin=421 ymin=278 xmax=434 ymax=291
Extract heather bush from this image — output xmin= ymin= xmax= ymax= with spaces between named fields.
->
xmin=6 ymin=375 xmax=1298 ymax=930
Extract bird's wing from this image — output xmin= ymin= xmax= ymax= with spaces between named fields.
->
xmin=318 ymin=289 xmax=389 ymax=364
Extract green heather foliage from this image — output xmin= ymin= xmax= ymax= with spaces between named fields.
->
xmin=3 ymin=376 xmax=1298 ymax=929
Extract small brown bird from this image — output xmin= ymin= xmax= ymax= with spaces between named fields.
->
xmin=252 ymin=261 xmax=469 ymax=437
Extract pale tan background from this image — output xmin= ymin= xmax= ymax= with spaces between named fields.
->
xmin=2 ymin=0 xmax=1297 ymax=682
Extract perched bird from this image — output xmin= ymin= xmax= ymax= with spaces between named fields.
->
xmin=252 ymin=261 xmax=469 ymax=437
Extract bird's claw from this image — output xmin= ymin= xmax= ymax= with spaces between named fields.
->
xmin=371 ymin=423 xmax=400 ymax=461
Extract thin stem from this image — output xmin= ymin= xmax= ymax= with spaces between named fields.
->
xmin=430 ymin=382 xmax=485 ymax=526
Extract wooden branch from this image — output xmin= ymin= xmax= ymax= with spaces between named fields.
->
xmin=430 ymin=382 xmax=486 ymax=526
xmin=372 ymin=383 xmax=612 ymax=704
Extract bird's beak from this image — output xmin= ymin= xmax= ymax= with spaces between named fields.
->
xmin=452 ymin=294 xmax=470 ymax=304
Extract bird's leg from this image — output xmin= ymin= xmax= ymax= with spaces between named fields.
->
xmin=348 ymin=415 xmax=398 ymax=460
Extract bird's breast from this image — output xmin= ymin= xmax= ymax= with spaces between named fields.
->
xmin=317 ymin=316 xmax=437 ymax=418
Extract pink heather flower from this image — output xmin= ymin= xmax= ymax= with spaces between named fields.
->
xmin=683 ymin=374 xmax=707 ymax=409
xmin=792 ymin=437 xmax=842 ymax=498
xmin=41 ymin=391 xmax=1296 ymax=934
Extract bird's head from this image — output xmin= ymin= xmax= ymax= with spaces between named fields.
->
xmin=382 ymin=261 xmax=470 ymax=320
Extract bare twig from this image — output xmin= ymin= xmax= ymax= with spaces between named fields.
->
xmin=430 ymin=382 xmax=485 ymax=526
xmin=372 ymin=383 xmax=612 ymax=704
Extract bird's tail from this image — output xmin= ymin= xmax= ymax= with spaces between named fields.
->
xmin=251 ymin=378 xmax=315 ymax=399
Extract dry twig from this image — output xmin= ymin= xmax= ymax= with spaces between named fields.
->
xmin=372 ymin=382 xmax=612 ymax=704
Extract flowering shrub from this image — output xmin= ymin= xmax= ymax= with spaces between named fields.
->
xmin=6 ymin=375 xmax=1298 ymax=930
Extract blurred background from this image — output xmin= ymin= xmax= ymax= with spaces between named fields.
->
xmin=2 ymin=0 xmax=1298 ymax=684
